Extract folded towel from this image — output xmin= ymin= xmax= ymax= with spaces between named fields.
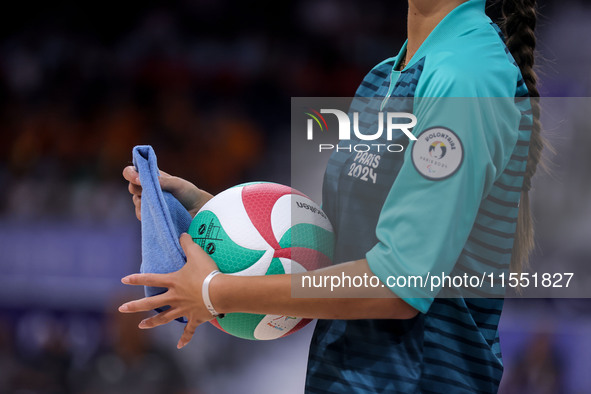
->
xmin=132 ymin=145 xmax=193 ymax=319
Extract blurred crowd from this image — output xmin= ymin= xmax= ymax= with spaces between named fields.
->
xmin=0 ymin=305 xmax=188 ymax=394
xmin=0 ymin=0 xmax=409 ymax=223
xmin=1 ymin=0 xmax=591 ymax=393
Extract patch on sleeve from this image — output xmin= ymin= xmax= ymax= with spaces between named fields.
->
xmin=411 ymin=126 xmax=464 ymax=180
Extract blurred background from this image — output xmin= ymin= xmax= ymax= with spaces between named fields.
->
xmin=0 ymin=0 xmax=590 ymax=393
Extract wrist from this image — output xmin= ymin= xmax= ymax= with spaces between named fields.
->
xmin=208 ymin=272 xmax=232 ymax=314
xmin=202 ymin=270 xmax=226 ymax=318
xmin=189 ymin=190 xmax=214 ymax=217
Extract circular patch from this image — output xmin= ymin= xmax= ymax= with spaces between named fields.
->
xmin=411 ymin=127 xmax=463 ymax=180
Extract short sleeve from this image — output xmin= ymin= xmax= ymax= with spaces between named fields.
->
xmin=366 ymin=68 xmax=522 ymax=313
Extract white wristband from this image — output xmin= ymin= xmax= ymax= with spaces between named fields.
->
xmin=202 ymin=270 xmax=224 ymax=318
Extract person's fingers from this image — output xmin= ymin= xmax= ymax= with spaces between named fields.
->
xmin=121 ymin=273 xmax=172 ymax=287
xmin=128 ymin=182 xmax=142 ymax=196
xmin=132 ymin=194 xmax=141 ymax=220
xmin=123 ymin=166 xmax=141 ymax=185
xmin=158 ymin=172 xmax=181 ymax=193
xmin=177 ymin=320 xmax=200 ymax=349
xmin=139 ymin=309 xmax=184 ymax=329
xmin=179 ymin=232 xmax=202 ymax=259
xmin=118 ymin=293 xmax=170 ymax=313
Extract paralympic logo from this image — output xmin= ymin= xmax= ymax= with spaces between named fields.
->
xmin=429 ymin=141 xmax=447 ymax=159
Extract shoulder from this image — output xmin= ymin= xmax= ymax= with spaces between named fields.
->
xmin=417 ymin=24 xmax=522 ymax=97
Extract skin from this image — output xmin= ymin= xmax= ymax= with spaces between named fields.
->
xmin=121 ymin=166 xmax=416 ymax=348
xmin=404 ymin=0 xmax=467 ymax=65
xmin=119 ymin=1 xmax=469 ymax=349
xmin=123 ymin=166 xmax=214 ymax=220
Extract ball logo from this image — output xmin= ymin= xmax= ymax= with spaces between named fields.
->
xmin=412 ymin=127 xmax=463 ymax=180
xmin=266 ymin=316 xmax=298 ymax=331
xmin=206 ymin=242 xmax=216 ymax=255
xmin=198 ymin=224 xmax=207 ymax=235
xmin=428 ymin=141 xmax=447 ymax=159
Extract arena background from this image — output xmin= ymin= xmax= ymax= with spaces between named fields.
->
xmin=1 ymin=0 xmax=590 ymax=392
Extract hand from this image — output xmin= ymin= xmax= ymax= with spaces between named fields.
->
xmin=122 ymin=166 xmax=214 ymax=220
xmin=118 ymin=233 xmax=221 ymax=348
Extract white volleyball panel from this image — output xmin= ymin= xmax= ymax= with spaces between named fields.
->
xmin=198 ymin=186 xmax=269 ymax=250
xmin=270 ymin=194 xmax=292 ymax=243
xmin=291 ymin=194 xmax=333 ymax=231
xmin=279 ymin=258 xmax=307 ymax=275
xmin=253 ymin=315 xmax=303 ymax=340
xmin=232 ymin=249 xmax=275 ymax=277
xmin=270 ymin=194 xmax=333 ymax=243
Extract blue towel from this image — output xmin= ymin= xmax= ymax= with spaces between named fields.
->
xmin=132 ymin=145 xmax=193 ymax=319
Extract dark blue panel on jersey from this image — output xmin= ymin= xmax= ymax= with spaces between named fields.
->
xmin=307 ymin=59 xmax=426 ymax=393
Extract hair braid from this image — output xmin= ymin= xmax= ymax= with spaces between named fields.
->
xmin=501 ymin=0 xmax=542 ymax=273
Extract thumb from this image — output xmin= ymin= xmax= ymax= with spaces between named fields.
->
xmin=179 ymin=233 xmax=219 ymax=273
xmin=179 ymin=232 xmax=200 ymax=258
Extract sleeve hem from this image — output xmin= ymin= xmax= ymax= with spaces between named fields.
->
xmin=366 ymin=248 xmax=433 ymax=314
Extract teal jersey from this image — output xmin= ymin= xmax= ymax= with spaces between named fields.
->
xmin=306 ymin=0 xmax=531 ymax=392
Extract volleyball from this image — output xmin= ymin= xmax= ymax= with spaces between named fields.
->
xmin=188 ymin=182 xmax=334 ymax=340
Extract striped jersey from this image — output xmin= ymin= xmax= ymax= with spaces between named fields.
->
xmin=305 ymin=0 xmax=531 ymax=392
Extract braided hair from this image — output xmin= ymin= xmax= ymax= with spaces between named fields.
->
xmin=501 ymin=0 xmax=543 ymax=273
